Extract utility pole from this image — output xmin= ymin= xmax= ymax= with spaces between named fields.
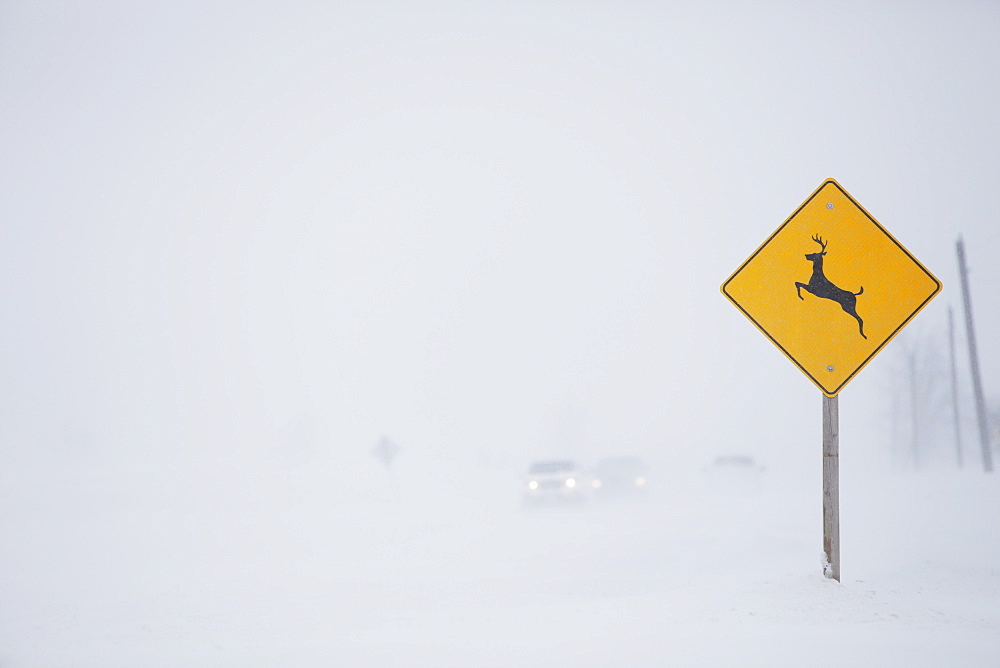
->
xmin=948 ymin=306 xmax=963 ymax=468
xmin=956 ymin=237 xmax=993 ymax=473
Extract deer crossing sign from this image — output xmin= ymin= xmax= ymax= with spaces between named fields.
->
xmin=721 ymin=179 xmax=941 ymax=396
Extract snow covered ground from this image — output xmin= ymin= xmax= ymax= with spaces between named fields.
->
xmin=2 ymin=451 xmax=997 ymax=667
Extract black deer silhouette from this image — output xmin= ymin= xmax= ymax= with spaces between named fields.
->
xmin=794 ymin=235 xmax=867 ymax=339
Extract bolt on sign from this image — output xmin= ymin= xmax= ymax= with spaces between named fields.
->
xmin=721 ymin=179 xmax=941 ymax=396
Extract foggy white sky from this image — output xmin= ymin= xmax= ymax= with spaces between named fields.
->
xmin=2 ymin=1 xmax=998 ymax=471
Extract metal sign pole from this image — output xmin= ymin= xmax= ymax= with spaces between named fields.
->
xmin=822 ymin=394 xmax=840 ymax=582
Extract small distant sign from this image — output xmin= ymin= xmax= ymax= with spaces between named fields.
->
xmin=372 ymin=436 xmax=400 ymax=469
xmin=721 ymin=179 xmax=941 ymax=396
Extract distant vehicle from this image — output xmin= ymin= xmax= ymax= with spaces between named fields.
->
xmin=707 ymin=455 xmax=765 ymax=472
xmin=590 ymin=456 xmax=648 ymax=499
xmin=522 ymin=460 xmax=587 ymax=507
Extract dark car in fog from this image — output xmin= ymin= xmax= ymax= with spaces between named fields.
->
xmin=707 ymin=455 xmax=764 ymax=472
xmin=589 ymin=456 xmax=648 ymax=500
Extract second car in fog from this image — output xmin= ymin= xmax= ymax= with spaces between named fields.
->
xmin=589 ymin=456 xmax=648 ymax=500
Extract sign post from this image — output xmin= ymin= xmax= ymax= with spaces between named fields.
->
xmin=822 ymin=394 xmax=839 ymax=580
xmin=722 ymin=179 xmax=941 ymax=581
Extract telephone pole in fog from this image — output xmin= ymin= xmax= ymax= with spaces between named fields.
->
xmin=948 ymin=306 xmax=963 ymax=468
xmin=956 ymin=238 xmax=993 ymax=473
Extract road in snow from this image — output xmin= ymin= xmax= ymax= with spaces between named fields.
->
xmin=1 ymin=452 xmax=998 ymax=667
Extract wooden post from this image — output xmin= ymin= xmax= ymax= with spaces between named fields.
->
xmin=956 ymin=238 xmax=994 ymax=473
xmin=823 ymin=394 xmax=840 ymax=582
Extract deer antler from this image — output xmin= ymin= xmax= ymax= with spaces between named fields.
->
xmin=812 ymin=234 xmax=828 ymax=252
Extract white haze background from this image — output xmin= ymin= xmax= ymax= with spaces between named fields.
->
xmin=1 ymin=2 xmax=999 ymax=666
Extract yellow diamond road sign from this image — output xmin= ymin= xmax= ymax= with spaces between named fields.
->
xmin=721 ymin=179 xmax=941 ymax=396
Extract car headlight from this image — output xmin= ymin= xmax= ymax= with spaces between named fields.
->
xmin=564 ymin=477 xmax=576 ymax=488
xmin=528 ymin=480 xmax=539 ymax=490
xmin=591 ymin=479 xmax=602 ymax=489
xmin=635 ymin=476 xmax=646 ymax=487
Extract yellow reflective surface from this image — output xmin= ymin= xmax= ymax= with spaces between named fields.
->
xmin=722 ymin=179 xmax=941 ymax=396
